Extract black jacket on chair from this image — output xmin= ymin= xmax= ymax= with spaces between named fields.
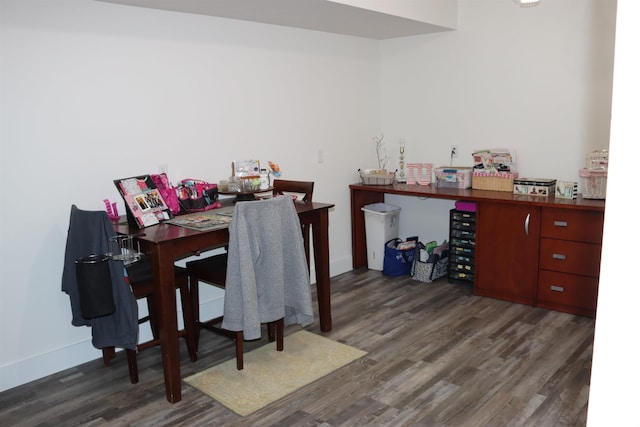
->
xmin=61 ymin=205 xmax=138 ymax=350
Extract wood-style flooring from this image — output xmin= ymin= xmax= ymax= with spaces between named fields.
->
xmin=0 ymin=269 xmax=594 ymax=426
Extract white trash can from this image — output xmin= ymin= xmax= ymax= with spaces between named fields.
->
xmin=361 ymin=203 xmax=401 ymax=271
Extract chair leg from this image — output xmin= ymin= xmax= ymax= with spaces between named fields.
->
xmin=126 ymin=349 xmax=139 ymax=384
xmin=189 ymin=276 xmax=202 ymax=351
xmin=235 ymin=331 xmax=243 ymax=370
xmin=275 ymin=319 xmax=284 ymax=352
xmin=102 ymin=347 xmax=116 ymax=366
xmin=146 ymin=296 xmax=159 ymax=340
xmin=302 ymin=225 xmax=311 ymax=272
xmin=267 ymin=322 xmax=276 ymax=342
xmin=267 ymin=320 xmax=284 ymax=349
xmin=178 ymin=281 xmax=198 ymax=362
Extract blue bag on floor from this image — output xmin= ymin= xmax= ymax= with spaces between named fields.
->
xmin=382 ymin=237 xmax=417 ymax=277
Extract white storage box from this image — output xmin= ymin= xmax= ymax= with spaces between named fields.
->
xmin=434 ymin=167 xmax=473 ymax=189
xmin=361 ymin=203 xmax=400 ymax=271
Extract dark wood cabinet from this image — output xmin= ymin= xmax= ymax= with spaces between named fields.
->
xmin=475 ymin=202 xmax=540 ymax=306
xmin=349 ymin=183 xmax=605 ymax=318
xmin=536 ymin=208 xmax=604 ymax=317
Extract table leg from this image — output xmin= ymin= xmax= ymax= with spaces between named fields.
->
xmin=312 ymin=208 xmax=332 ymax=332
xmin=151 ymin=247 xmax=182 ymax=403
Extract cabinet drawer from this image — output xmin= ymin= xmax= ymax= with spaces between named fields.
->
xmin=452 ymin=246 xmax=475 ymax=257
xmin=539 ymin=238 xmax=602 ymax=277
xmin=450 ymin=262 xmax=474 ymax=273
xmin=451 ymin=254 xmax=474 ymax=264
xmin=537 ymin=270 xmax=598 ymax=317
xmin=452 ymin=220 xmax=475 ymax=231
xmin=451 ymin=229 xmax=476 ymax=239
xmin=449 ymin=271 xmax=474 ymax=282
xmin=452 ymin=211 xmax=475 ymax=222
xmin=540 ymin=208 xmax=604 ymax=243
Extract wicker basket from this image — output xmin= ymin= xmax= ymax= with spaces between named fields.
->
xmin=579 ymin=168 xmax=607 ymax=199
xmin=359 ymin=170 xmax=395 ymax=185
xmin=472 ymin=171 xmax=518 ymax=192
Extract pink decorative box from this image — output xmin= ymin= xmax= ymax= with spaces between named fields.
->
xmin=455 ymin=200 xmax=476 ymax=212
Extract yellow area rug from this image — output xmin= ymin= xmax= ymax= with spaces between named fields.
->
xmin=184 ymin=330 xmax=367 ymax=416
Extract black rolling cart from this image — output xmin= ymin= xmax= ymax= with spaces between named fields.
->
xmin=448 ymin=209 xmax=476 ymax=285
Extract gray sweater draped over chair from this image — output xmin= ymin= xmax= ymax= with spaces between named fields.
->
xmin=221 ymin=196 xmax=314 ymax=340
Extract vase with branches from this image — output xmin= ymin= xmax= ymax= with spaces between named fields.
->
xmin=373 ymin=133 xmax=390 ymax=171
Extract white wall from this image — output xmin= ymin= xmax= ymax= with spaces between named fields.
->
xmin=0 ymin=0 xmax=379 ymax=391
xmin=0 ymin=3 xmax=623 ymax=417
xmin=380 ymin=0 xmax=615 ymax=174
xmin=378 ymin=0 xmax=616 ymax=244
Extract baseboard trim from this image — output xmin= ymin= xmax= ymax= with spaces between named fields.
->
xmin=0 ymin=257 xmax=352 ymax=393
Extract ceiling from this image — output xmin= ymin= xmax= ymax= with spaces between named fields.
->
xmin=97 ymin=0 xmax=455 ymax=39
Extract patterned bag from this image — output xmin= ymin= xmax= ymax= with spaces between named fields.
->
xmin=411 ymin=241 xmax=449 ymax=283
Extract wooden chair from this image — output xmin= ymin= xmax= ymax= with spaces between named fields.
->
xmin=272 ymin=179 xmax=314 ymax=269
xmin=62 ymin=205 xmax=196 ymax=385
xmin=186 ymin=194 xmax=314 ymax=369
xmin=112 ymin=259 xmax=197 ymax=384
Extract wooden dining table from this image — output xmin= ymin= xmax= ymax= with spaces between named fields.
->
xmin=113 ymin=199 xmax=334 ymax=403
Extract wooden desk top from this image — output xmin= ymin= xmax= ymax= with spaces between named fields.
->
xmin=113 ymin=199 xmax=335 ymax=246
xmin=349 ymin=182 xmax=606 ymax=212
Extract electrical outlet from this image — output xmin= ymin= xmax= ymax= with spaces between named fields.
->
xmin=450 ymin=145 xmax=459 ymax=159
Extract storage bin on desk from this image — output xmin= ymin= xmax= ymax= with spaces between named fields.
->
xmin=361 ymin=203 xmax=401 ymax=271
xmin=513 ymin=178 xmax=556 ymax=197
xmin=579 ymin=168 xmax=607 ymax=199
xmin=434 ymin=167 xmax=473 ymax=189
xmin=472 ymin=171 xmax=518 ymax=192
xmin=178 ymin=185 xmax=219 ymax=213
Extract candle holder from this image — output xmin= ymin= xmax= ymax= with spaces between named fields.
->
xmin=396 ymin=139 xmax=407 ymax=184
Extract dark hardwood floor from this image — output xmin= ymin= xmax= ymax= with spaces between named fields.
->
xmin=0 ymin=269 xmax=594 ymax=426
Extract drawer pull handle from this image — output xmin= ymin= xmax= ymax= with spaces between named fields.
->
xmin=551 ymin=285 xmax=565 ymax=292
xmin=552 ymin=253 xmax=567 ymax=260
xmin=524 ymin=213 xmax=530 ymax=237
xmin=554 ymin=220 xmax=568 ymax=227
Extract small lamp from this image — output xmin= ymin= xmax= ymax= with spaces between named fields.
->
xmin=396 ymin=139 xmax=406 ymax=184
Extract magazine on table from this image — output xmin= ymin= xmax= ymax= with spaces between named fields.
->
xmin=165 ymin=207 xmax=234 ymax=231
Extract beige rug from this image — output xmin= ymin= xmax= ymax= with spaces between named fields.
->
xmin=184 ymin=330 xmax=367 ymax=416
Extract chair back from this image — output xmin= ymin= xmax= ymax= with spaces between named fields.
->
xmin=272 ymin=179 xmax=314 ymax=202
xmin=272 ymin=179 xmax=314 ymax=270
